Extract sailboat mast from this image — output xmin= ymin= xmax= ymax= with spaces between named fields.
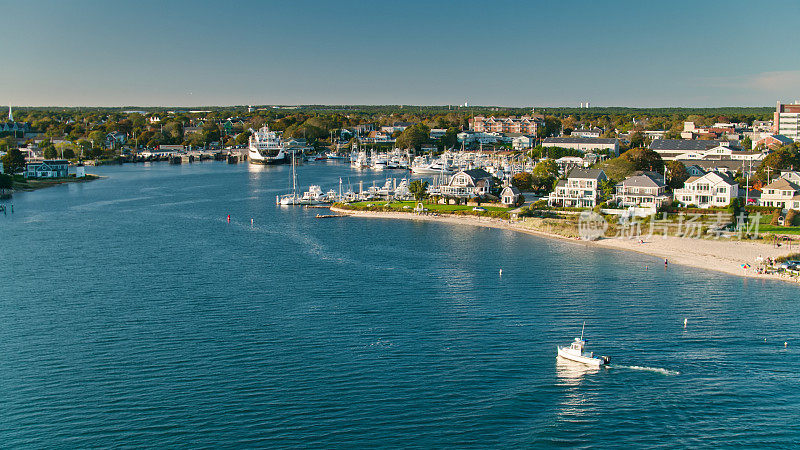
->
xmin=581 ymin=321 xmax=585 ymax=340
xmin=292 ymin=149 xmax=297 ymax=200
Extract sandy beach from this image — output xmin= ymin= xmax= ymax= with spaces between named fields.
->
xmin=330 ymin=206 xmax=800 ymax=284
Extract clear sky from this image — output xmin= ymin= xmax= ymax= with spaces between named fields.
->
xmin=1 ymin=0 xmax=798 ymax=107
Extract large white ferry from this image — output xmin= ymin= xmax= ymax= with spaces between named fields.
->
xmin=248 ymin=126 xmax=288 ymax=165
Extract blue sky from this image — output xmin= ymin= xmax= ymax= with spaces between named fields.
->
xmin=1 ymin=0 xmax=798 ymax=107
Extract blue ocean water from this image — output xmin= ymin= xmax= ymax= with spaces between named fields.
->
xmin=1 ymin=162 xmax=799 ymax=448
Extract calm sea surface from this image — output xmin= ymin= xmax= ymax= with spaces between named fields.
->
xmin=1 ymin=162 xmax=799 ymax=448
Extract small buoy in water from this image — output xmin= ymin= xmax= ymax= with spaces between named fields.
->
xmin=765 ymin=337 xmax=767 ymax=342
xmin=684 ymin=318 xmax=688 ymax=328
xmin=785 ymin=342 xmax=789 ymax=348
xmin=227 ymin=214 xmax=231 ymax=223
xmin=499 ymin=269 xmax=503 ymax=277
xmin=251 ymin=218 xmax=254 ymax=227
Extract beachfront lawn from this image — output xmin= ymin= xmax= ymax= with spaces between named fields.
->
xmin=341 ymin=201 xmax=512 ymax=218
xmin=755 ymin=225 xmax=800 ymax=235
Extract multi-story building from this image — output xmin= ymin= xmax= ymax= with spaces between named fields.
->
xmin=614 ymin=171 xmax=671 ymax=209
xmin=542 ymin=137 xmax=619 ymax=155
xmin=673 ymin=171 xmax=738 ymax=208
xmin=548 ymin=168 xmax=607 ymax=208
xmin=469 ymin=115 xmax=544 ymax=135
xmin=774 ymin=101 xmax=800 ymax=141
xmin=759 ymin=175 xmax=800 ymax=209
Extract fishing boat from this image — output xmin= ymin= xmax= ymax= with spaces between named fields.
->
xmin=556 ymin=322 xmax=610 ymax=367
xmin=249 ymin=125 xmax=288 ymax=165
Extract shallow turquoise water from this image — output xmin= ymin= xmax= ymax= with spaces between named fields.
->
xmin=1 ymin=162 xmax=799 ymax=447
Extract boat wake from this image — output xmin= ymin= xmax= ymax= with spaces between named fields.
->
xmin=610 ymin=365 xmax=680 ymax=376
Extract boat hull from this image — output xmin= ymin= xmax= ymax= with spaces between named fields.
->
xmin=249 ymin=155 xmax=288 ymax=165
xmin=557 ymin=346 xmax=605 ymax=367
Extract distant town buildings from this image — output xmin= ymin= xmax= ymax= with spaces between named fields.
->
xmin=542 ymin=137 xmax=619 ymax=155
xmin=1 ymin=105 xmax=30 ymax=135
xmin=753 ymin=134 xmax=794 ymax=150
xmin=650 ymin=139 xmax=735 ymax=161
xmin=774 ymin=101 xmax=800 ymax=141
xmin=469 ymin=115 xmax=544 ymax=135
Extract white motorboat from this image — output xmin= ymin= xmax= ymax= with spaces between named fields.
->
xmin=556 ymin=322 xmax=610 ymax=367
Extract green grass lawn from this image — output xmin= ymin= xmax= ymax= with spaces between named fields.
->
xmin=349 ymin=200 xmax=511 ymax=213
xmin=755 ymin=225 xmax=800 ymax=235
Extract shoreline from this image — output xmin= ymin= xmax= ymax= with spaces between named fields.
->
xmin=10 ymin=174 xmax=103 ymax=193
xmin=330 ymin=206 xmax=800 ymax=285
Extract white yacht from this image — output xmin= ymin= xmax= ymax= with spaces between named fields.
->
xmin=411 ymin=157 xmax=454 ymax=175
xmin=300 ymin=185 xmax=325 ymax=204
xmin=372 ymin=155 xmax=388 ymax=170
xmin=249 ymin=126 xmax=288 ymax=165
xmin=556 ymin=322 xmax=610 ymax=367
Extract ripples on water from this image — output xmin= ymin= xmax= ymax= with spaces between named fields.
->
xmin=1 ymin=162 xmax=799 ymax=447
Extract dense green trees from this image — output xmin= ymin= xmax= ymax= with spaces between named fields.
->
xmin=741 ymin=136 xmax=752 ymax=150
xmin=623 ymin=147 xmax=664 ymax=172
xmin=755 ymin=146 xmax=800 ymax=183
xmin=409 ymin=180 xmax=429 ymax=201
xmin=396 ymin=124 xmax=430 ymax=151
xmin=43 ymin=145 xmax=57 ymax=159
xmin=511 ymin=172 xmax=533 ymax=191
xmin=666 ymin=160 xmax=690 ymax=190
xmin=441 ymin=127 xmax=459 ymax=149
xmin=531 ymin=159 xmax=559 ymax=193
xmin=2 ymin=148 xmax=26 ymax=174
xmin=0 ymin=173 xmax=12 ymax=191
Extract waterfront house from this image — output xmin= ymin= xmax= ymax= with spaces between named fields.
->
xmin=542 ymin=137 xmax=619 ymax=156
xmin=759 ymin=177 xmax=800 ymax=209
xmin=547 ymin=168 xmax=607 ymax=208
xmin=614 ymin=171 xmax=671 ymax=209
xmin=25 ymin=159 xmax=69 ymax=178
xmin=674 ymin=171 xmax=739 ymax=208
xmin=501 ymin=185 xmax=521 ymax=206
xmin=440 ymin=169 xmax=493 ymax=199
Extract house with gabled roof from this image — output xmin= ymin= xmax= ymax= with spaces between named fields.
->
xmin=674 ymin=171 xmax=739 ymax=208
xmin=25 ymin=159 xmax=69 ymax=178
xmin=759 ymin=177 xmax=800 ymax=209
xmin=500 ymin=185 xmax=521 ymax=206
xmin=547 ymin=168 xmax=607 ymax=208
xmin=440 ymin=168 xmax=494 ymax=199
xmin=614 ymin=171 xmax=671 ymax=209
